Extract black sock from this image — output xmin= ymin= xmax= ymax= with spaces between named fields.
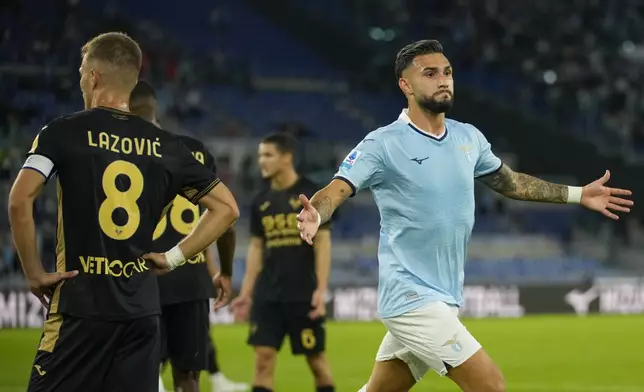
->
xmin=317 ymin=386 xmax=335 ymax=392
xmin=207 ymin=337 xmax=220 ymax=374
xmin=252 ymin=387 xmax=273 ymax=392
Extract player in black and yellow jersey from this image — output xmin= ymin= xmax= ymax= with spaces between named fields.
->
xmin=7 ymin=32 xmax=239 ymax=392
xmin=230 ymin=133 xmax=335 ymax=392
xmin=129 ymin=81 xmax=249 ymax=392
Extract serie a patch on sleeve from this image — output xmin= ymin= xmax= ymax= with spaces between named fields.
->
xmin=340 ymin=150 xmax=361 ymax=170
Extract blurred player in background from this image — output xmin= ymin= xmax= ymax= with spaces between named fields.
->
xmin=129 ymin=81 xmax=249 ymax=392
xmin=8 ymin=32 xmax=239 ymax=392
xmin=296 ymin=39 xmax=634 ymax=392
xmin=231 ymin=133 xmax=335 ymax=392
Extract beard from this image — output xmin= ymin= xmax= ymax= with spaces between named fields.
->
xmin=417 ymin=92 xmax=454 ymax=114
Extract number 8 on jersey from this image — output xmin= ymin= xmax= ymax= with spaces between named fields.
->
xmin=98 ymin=160 xmax=144 ymax=240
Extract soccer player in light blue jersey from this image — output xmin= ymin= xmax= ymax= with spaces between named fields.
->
xmin=296 ymin=40 xmax=634 ymax=392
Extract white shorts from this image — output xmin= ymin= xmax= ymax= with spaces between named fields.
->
xmin=375 ymin=301 xmax=482 ymax=380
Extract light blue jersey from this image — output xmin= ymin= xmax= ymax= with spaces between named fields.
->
xmin=335 ymin=110 xmax=502 ymax=319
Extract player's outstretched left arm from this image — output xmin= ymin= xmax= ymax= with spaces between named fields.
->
xmin=8 ymin=170 xmax=78 ymax=307
xmin=478 ymin=164 xmax=633 ymax=220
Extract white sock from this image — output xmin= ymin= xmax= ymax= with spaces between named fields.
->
xmin=358 ymin=385 xmax=367 ymax=392
xmin=212 ymin=372 xmax=228 ymax=383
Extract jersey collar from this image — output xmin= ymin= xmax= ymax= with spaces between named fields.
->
xmin=398 ymin=109 xmax=448 ymax=142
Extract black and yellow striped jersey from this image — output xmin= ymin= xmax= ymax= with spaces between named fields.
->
xmin=26 ymin=107 xmax=219 ymax=320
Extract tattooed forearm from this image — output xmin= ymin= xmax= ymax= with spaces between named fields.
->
xmin=478 ymin=164 xmax=568 ymax=203
xmin=311 ymin=196 xmax=334 ymax=224
xmin=310 ymin=181 xmax=351 ymax=224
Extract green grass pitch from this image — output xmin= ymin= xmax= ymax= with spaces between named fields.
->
xmin=1 ymin=315 xmax=643 ymax=391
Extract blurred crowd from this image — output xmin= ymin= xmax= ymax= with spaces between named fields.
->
xmin=3 ymin=0 xmax=643 ymax=278
xmin=0 ymin=0 xmax=258 ymax=277
xmin=6 ymin=0 xmax=644 ymax=150
xmin=355 ymin=0 xmax=644 ymax=153
xmin=0 ymin=0 xmax=254 ymax=139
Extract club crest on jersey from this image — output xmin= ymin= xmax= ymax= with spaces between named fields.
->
xmin=458 ymin=144 xmax=472 ymax=162
xmin=340 ymin=150 xmax=361 ymax=170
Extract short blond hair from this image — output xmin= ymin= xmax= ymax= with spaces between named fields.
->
xmin=81 ymin=32 xmax=142 ymax=87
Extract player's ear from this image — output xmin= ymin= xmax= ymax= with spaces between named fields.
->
xmin=90 ymin=69 xmax=99 ymax=89
xmin=398 ymin=77 xmax=413 ymax=97
xmin=283 ymin=151 xmax=293 ymax=165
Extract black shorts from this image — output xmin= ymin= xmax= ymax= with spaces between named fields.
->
xmin=247 ymin=301 xmax=325 ymax=356
xmin=160 ymin=300 xmax=210 ymax=371
xmin=28 ymin=313 xmax=160 ymax=392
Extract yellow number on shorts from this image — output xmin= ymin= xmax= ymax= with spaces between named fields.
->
xmin=98 ymin=160 xmax=144 ymax=240
xmin=153 ymin=195 xmax=200 ymax=240
xmin=300 ymin=328 xmax=316 ymax=350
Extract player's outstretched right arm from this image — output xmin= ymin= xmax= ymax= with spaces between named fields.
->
xmin=297 ymin=181 xmax=351 ymax=245
xmin=299 ymin=179 xmax=352 ymax=231
xmin=298 ymin=135 xmax=386 ymax=244
xmin=310 ymin=180 xmax=353 ymax=226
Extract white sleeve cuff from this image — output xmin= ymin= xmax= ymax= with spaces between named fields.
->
xmin=23 ymin=154 xmax=54 ymax=178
